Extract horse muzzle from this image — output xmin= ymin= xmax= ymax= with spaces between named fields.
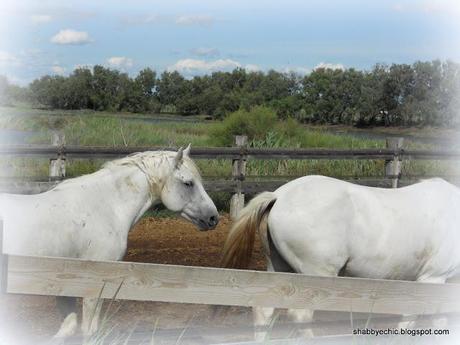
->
xmin=181 ymin=211 xmax=219 ymax=231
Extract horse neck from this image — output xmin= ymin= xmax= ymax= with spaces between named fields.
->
xmin=96 ymin=164 xmax=164 ymax=228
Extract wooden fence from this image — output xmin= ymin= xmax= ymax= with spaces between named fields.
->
xmin=2 ymin=133 xmax=460 ymax=342
xmin=3 ymin=254 xmax=460 ymax=315
xmin=1 ymin=216 xmax=460 ymax=344
xmin=2 ymin=134 xmax=460 ymax=217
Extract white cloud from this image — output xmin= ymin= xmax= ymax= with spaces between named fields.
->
xmin=2 ymin=74 xmax=29 ymax=86
xmin=282 ymin=66 xmax=310 ymax=75
xmin=143 ymin=15 xmax=164 ymax=23
xmin=168 ymin=58 xmax=240 ymax=75
xmin=391 ymin=3 xmax=405 ymax=12
xmin=245 ymin=64 xmax=261 ymax=72
xmin=31 ymin=14 xmax=52 ymax=24
xmin=168 ymin=58 xmax=260 ymax=75
xmin=190 ymin=47 xmax=219 ymax=57
xmin=120 ymin=14 xmax=216 ymax=27
xmin=74 ymin=64 xmax=93 ymax=70
xmin=120 ymin=14 xmax=167 ymax=26
xmin=421 ymin=0 xmax=460 ymax=13
xmin=314 ymin=62 xmax=345 ymax=70
xmin=0 ymin=51 xmax=19 ymax=66
xmin=391 ymin=1 xmax=460 ymax=14
xmin=51 ymin=29 xmax=92 ymax=45
xmin=175 ymin=15 xmax=214 ymax=26
xmin=51 ymin=65 xmax=66 ymax=75
xmin=107 ymin=56 xmax=133 ymax=69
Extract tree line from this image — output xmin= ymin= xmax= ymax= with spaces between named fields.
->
xmin=1 ymin=60 xmax=459 ymax=127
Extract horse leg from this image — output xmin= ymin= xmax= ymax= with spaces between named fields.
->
xmin=285 ymin=264 xmax=345 ymax=338
xmin=253 ymin=306 xmax=276 ymax=342
xmin=81 ymin=297 xmax=103 ymax=336
xmin=53 ymin=297 xmax=78 ymax=338
xmin=253 ymin=258 xmax=277 ymax=342
xmin=253 ymin=236 xmax=294 ymax=341
xmin=286 ymin=309 xmax=314 ymax=338
xmin=266 ymin=231 xmax=319 ymax=339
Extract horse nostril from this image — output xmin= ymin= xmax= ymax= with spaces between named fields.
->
xmin=209 ymin=215 xmax=218 ymax=225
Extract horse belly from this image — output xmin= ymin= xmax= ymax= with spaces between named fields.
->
xmin=345 ymin=256 xmax=421 ymax=280
xmin=346 ymin=201 xmax=459 ymax=281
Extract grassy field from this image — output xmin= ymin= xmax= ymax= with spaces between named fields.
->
xmin=0 ymin=106 xmax=457 ymax=186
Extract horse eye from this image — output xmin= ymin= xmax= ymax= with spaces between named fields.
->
xmin=184 ymin=180 xmax=194 ymax=188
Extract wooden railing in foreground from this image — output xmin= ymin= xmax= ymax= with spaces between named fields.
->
xmin=0 ymin=222 xmax=458 ymax=317
xmin=2 ymin=253 xmax=460 ymax=316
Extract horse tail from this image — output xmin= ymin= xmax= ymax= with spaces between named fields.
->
xmin=221 ymin=192 xmax=277 ymax=269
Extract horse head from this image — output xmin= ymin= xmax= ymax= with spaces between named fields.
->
xmin=161 ymin=145 xmax=219 ymax=230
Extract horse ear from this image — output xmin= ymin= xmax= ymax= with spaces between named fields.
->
xmin=184 ymin=143 xmax=191 ymax=157
xmin=174 ymin=147 xmax=184 ymax=168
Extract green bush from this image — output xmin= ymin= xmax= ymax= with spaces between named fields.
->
xmin=210 ymin=106 xmax=278 ymax=146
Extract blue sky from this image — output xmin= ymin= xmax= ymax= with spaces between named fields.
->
xmin=0 ymin=0 xmax=459 ymax=85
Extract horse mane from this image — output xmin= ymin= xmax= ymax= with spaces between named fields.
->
xmin=57 ymin=151 xmax=202 ymax=196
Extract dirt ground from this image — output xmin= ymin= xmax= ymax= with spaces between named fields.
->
xmin=0 ymin=215 xmax=268 ymax=344
xmin=124 ymin=215 xmax=266 ymax=269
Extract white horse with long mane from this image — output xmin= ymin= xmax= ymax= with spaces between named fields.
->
xmin=0 ymin=145 xmax=219 ymax=338
xmin=222 ymin=175 xmax=460 ymax=338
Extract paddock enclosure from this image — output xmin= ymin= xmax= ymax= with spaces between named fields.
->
xmin=1 ymin=135 xmax=460 ymax=344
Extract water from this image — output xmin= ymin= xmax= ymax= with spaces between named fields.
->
xmin=124 ymin=115 xmax=204 ymax=124
xmin=322 ymin=128 xmax=460 ymax=148
xmin=0 ymin=129 xmax=37 ymax=144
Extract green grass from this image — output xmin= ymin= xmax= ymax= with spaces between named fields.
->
xmin=1 ymin=107 xmax=458 ymax=202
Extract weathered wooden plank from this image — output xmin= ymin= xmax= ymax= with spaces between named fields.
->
xmin=230 ymin=136 xmax=248 ymax=219
xmin=65 ymin=312 xmax=460 ymax=345
xmin=403 ymin=150 xmax=460 ymax=160
xmin=0 ymin=145 xmax=241 ymax=159
xmin=49 ymin=132 xmax=66 ymax=179
xmin=0 ymin=145 xmax=397 ymax=159
xmin=3 ymin=177 xmax=460 ymax=195
xmin=245 ymin=149 xmax=396 ymax=160
xmin=0 ymin=180 xmax=236 ymax=194
xmin=1 ymin=178 xmax=451 ymax=195
xmin=0 ymin=221 xmax=7 ymax=294
xmin=385 ymin=138 xmax=404 ymax=188
xmin=0 ymin=181 xmax=60 ymax=194
xmin=6 ymin=254 xmax=460 ymax=315
xmin=3 ymin=144 xmax=460 ymax=160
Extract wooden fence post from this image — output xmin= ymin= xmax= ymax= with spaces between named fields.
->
xmin=230 ymin=135 xmax=248 ymax=220
xmin=0 ymin=220 xmax=7 ymax=294
xmin=385 ymin=137 xmax=404 ymax=188
xmin=49 ymin=131 xmax=66 ymax=180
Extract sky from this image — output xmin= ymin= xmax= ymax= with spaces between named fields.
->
xmin=0 ymin=0 xmax=459 ymax=85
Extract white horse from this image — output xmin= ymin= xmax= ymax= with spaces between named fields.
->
xmin=0 ymin=145 xmax=219 ymax=338
xmin=222 ymin=175 xmax=460 ymax=339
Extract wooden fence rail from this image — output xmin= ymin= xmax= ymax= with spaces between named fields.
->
xmin=0 ymin=178 xmax=439 ymax=195
xmin=0 ymin=222 xmax=458 ymax=318
xmin=2 ymin=144 xmax=460 ymax=160
xmin=3 ymin=253 xmax=460 ymax=315
xmin=3 ymin=135 xmax=460 ymax=216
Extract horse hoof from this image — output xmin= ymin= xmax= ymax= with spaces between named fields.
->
xmin=53 ymin=312 xmax=78 ymax=339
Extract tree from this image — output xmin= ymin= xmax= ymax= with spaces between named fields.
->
xmin=135 ymin=68 xmax=156 ymax=97
xmin=0 ymin=76 xmax=11 ymax=105
xmin=156 ymin=71 xmax=187 ymax=112
xmin=64 ymin=67 xmax=93 ymax=109
xmin=17 ymin=60 xmax=460 ymax=127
